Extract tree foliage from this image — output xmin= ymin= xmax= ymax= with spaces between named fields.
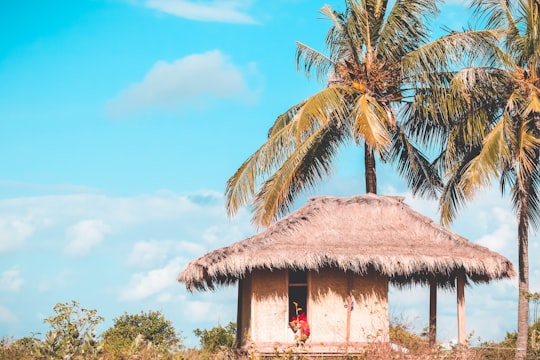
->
xmin=193 ymin=322 xmax=236 ymax=359
xmin=42 ymin=300 xmax=103 ymax=359
xmin=101 ymin=310 xmax=182 ymax=358
xmin=480 ymin=317 xmax=540 ymax=359
xmin=225 ymin=0 xmax=499 ymax=227
xmin=435 ymin=1 xmax=540 ymax=358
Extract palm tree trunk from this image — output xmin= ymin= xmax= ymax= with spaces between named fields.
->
xmin=515 ymin=175 xmax=531 ymax=360
xmin=364 ymin=142 xmax=377 ymax=194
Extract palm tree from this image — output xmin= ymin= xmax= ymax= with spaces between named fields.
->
xmin=437 ymin=1 xmax=540 ymax=358
xmin=225 ymin=0 xmax=499 ymax=228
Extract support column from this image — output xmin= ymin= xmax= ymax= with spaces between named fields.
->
xmin=429 ymin=278 xmax=437 ymax=347
xmin=457 ymin=271 xmax=466 ymax=346
xmin=236 ymin=279 xmax=243 ymax=348
xmin=345 ymin=272 xmax=352 ymax=353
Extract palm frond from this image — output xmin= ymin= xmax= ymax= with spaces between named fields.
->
xmin=343 ymin=2 xmax=371 ymax=66
xmin=323 ymin=3 xmax=367 ymax=67
xmin=362 ymin=0 xmax=389 ymax=45
xmin=294 ymin=86 xmax=351 ymax=141
xmin=225 ymin=121 xmax=299 ymax=217
xmin=523 ymin=91 xmax=540 ymax=117
xmin=408 ymin=66 xmax=512 ymax=162
xmin=460 ymin=117 xmax=512 ymax=198
xmin=401 ymin=84 xmax=455 ymax=149
xmin=295 ymin=42 xmax=335 ymax=83
xmin=351 ymin=94 xmax=392 ymax=153
xmin=510 ymin=153 xmax=540 ymax=231
xmin=499 ymin=165 xmax=515 ymax=195
xmin=251 ymin=122 xmax=348 ymax=226
xmin=515 ymin=119 xmax=540 ymax=177
xmin=470 ymin=0 xmax=519 ymax=34
xmin=403 ymin=29 xmax=505 ymax=87
xmin=377 ymin=0 xmax=437 ymax=63
xmin=267 ymin=101 xmax=306 ymax=138
xmin=388 ymin=125 xmax=443 ymax=198
xmin=526 ymin=157 xmax=540 ymax=229
xmin=439 ymin=163 xmax=469 ymax=227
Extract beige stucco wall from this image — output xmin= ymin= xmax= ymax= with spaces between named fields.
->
xmin=250 ymin=269 xmax=289 ymax=343
xmin=309 ymin=269 xmax=389 ymax=344
xmin=351 ymin=271 xmax=389 ymax=342
xmin=238 ymin=268 xmax=389 ymax=354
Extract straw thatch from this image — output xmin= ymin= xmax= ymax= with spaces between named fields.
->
xmin=178 ymin=194 xmax=515 ymax=291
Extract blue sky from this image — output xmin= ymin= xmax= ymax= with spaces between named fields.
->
xmin=1 ymin=0 xmax=538 ymax=349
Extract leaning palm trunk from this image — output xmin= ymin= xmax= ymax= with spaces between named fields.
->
xmin=434 ymin=1 xmax=540 ymax=358
xmin=364 ymin=143 xmax=377 ymax=193
xmin=516 ymin=172 xmax=532 ymax=359
xmin=517 ymin=208 xmax=529 ymax=359
xmin=437 ymin=83 xmax=540 ymax=360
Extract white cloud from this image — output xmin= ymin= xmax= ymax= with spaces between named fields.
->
xmin=127 ymin=240 xmax=174 ymax=268
xmin=477 ymin=207 xmax=515 ymax=253
xmin=0 ymin=267 xmax=24 ymax=292
xmin=176 ymin=240 xmax=207 ymax=256
xmin=65 ymin=219 xmax=111 ymax=256
xmin=127 ymin=240 xmax=208 ymax=268
xmin=0 ymin=218 xmax=35 ymax=253
xmin=106 ymin=51 xmax=259 ymax=117
xmin=119 ymin=257 xmax=185 ymax=301
xmin=145 ymin=0 xmax=258 ymax=24
xmin=201 ymin=222 xmax=246 ymax=245
xmin=181 ymin=287 xmax=237 ymax=324
xmin=0 ymin=189 xmax=254 ymax=343
xmin=156 ymin=292 xmax=173 ymax=302
xmin=0 ymin=305 xmax=18 ymax=325
xmin=37 ymin=270 xmax=71 ymax=293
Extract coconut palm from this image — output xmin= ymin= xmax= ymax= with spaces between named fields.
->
xmin=225 ymin=0 xmax=499 ymax=227
xmin=437 ymin=1 xmax=540 ymax=358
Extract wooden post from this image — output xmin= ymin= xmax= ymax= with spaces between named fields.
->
xmin=457 ymin=271 xmax=466 ymax=346
xmin=236 ymin=279 xmax=243 ymax=348
xmin=429 ymin=278 xmax=437 ymax=347
xmin=346 ymin=294 xmax=352 ymax=344
xmin=345 ymin=272 xmax=352 ymax=353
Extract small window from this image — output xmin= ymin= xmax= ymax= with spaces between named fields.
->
xmin=288 ymin=270 xmax=308 ymax=322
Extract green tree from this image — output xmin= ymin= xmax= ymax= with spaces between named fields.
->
xmin=436 ymin=1 xmax=540 ymax=358
xmin=194 ymin=322 xmax=236 ymax=359
xmin=480 ymin=316 xmax=540 ymax=359
xmin=102 ymin=310 xmax=182 ymax=358
xmin=225 ymin=0 xmax=499 ymax=227
xmin=42 ymin=300 xmax=103 ymax=359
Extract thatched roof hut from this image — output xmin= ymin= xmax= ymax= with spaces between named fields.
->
xmin=178 ymin=194 xmax=515 ymax=356
xmin=180 ymin=194 xmax=513 ymax=289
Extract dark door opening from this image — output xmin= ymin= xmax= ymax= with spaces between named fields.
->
xmin=288 ymin=270 xmax=308 ymax=322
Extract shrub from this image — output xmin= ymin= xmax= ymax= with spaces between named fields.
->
xmin=193 ymin=322 xmax=236 ymax=359
xmin=102 ymin=310 xmax=182 ymax=359
xmin=42 ymin=300 xmax=103 ymax=359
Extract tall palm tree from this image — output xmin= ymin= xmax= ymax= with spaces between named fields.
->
xmin=437 ymin=1 xmax=540 ymax=358
xmin=225 ymin=0 xmax=499 ymax=228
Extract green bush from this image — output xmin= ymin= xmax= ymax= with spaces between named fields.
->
xmin=42 ymin=300 xmax=103 ymax=359
xmin=193 ymin=322 xmax=236 ymax=359
xmin=101 ymin=310 xmax=182 ymax=359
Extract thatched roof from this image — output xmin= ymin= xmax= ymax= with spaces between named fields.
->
xmin=178 ymin=194 xmax=515 ymax=291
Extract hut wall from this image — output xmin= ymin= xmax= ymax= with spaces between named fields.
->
xmin=241 ymin=268 xmax=388 ymax=355
xmin=309 ymin=269 xmax=389 ymax=345
xmin=237 ymin=274 xmax=252 ymax=347
xmin=349 ymin=271 xmax=389 ymax=342
xmin=250 ymin=269 xmax=289 ymax=344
